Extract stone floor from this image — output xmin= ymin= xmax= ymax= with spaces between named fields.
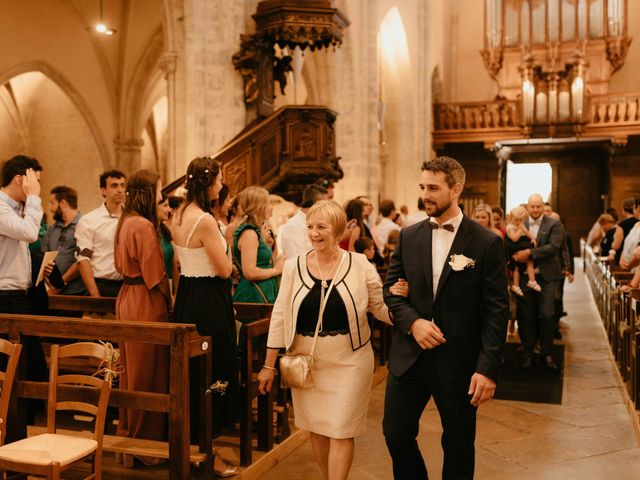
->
xmin=261 ymin=262 xmax=640 ymax=480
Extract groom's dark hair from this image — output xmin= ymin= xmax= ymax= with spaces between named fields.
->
xmin=421 ymin=156 xmax=465 ymax=188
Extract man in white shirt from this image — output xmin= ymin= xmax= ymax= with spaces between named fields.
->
xmin=0 ymin=155 xmax=43 ymax=311
xmin=376 ymin=199 xmax=401 ymax=253
xmin=279 ymin=184 xmax=327 ymax=258
xmin=75 ymin=170 xmax=126 ymax=297
xmin=0 ymin=155 xmax=49 ymax=408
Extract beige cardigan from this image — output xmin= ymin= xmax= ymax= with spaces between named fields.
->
xmin=267 ymin=251 xmax=392 ymax=351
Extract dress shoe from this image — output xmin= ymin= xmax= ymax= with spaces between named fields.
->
xmin=544 ymin=356 xmax=558 ymax=371
xmin=521 ymin=355 xmax=533 ymax=370
xmin=214 ymin=464 xmax=240 ymax=478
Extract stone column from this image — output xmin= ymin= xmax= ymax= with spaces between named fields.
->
xmin=313 ymin=0 xmax=381 ymax=206
xmin=179 ymin=0 xmax=246 ymax=161
xmin=159 ymin=50 xmax=178 ymax=180
xmin=114 ymin=137 xmax=144 ymax=174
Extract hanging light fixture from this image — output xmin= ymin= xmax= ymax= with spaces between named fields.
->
xmin=93 ymin=0 xmax=116 ymax=36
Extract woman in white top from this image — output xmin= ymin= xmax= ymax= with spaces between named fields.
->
xmin=259 ymin=200 xmax=391 ymax=480
xmin=171 ymin=156 xmax=239 ymax=478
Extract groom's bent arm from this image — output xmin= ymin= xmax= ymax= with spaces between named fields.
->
xmin=476 ymin=234 xmax=510 ymax=381
xmin=383 ymin=229 xmax=422 ymax=333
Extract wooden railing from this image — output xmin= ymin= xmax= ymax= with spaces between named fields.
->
xmin=432 ymin=100 xmax=522 ymax=147
xmin=432 ymin=92 xmax=640 ymax=146
xmin=583 ymin=241 xmax=640 ymax=411
xmin=588 ymin=92 xmax=640 ymax=126
xmin=0 ymin=314 xmax=212 ymax=479
xmin=434 ymin=100 xmax=520 ymax=131
xmin=163 ymin=105 xmax=342 ymax=205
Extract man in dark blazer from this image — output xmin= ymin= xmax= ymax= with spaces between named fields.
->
xmin=383 ymin=157 xmax=509 ymax=480
xmin=512 ymin=193 xmax=565 ymax=369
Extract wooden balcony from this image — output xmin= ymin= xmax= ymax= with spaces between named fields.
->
xmin=582 ymin=92 xmax=640 ymax=144
xmin=432 ymin=100 xmax=523 ymax=148
xmin=164 ymin=106 xmax=342 ymax=203
xmin=433 ymin=93 xmax=640 ymax=148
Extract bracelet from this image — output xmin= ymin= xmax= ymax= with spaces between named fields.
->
xmin=262 ymin=365 xmax=276 ymax=371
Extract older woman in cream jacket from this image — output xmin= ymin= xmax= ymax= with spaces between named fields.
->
xmin=259 ymin=200 xmax=391 ymax=480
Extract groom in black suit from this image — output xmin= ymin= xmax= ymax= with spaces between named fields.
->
xmin=383 ymin=157 xmax=509 ymax=479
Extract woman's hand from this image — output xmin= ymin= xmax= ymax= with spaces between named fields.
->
xmin=273 ymin=255 xmax=286 ymax=276
xmin=258 ymin=367 xmax=276 ymax=394
xmin=389 ymin=278 xmax=409 ymax=298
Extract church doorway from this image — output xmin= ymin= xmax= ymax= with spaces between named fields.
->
xmin=505 ymin=161 xmax=553 ymax=212
xmin=498 ymin=139 xmax=610 ymax=243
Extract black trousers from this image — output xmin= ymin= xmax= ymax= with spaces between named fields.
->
xmin=383 ymin=351 xmax=477 ymax=480
xmin=94 ymin=278 xmax=123 ymax=298
xmin=0 ymin=292 xmax=48 ymax=442
xmin=516 ymin=275 xmax=558 ymax=357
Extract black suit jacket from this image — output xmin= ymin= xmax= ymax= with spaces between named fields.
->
xmin=526 ymin=215 xmax=564 ymax=282
xmin=383 ymin=216 xmax=509 ymax=390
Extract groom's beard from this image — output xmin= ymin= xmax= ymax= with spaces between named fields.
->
xmin=425 ymin=199 xmax=452 ymax=219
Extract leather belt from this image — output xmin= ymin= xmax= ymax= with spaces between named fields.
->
xmin=122 ymin=276 xmax=145 ymax=286
xmin=0 ymin=289 xmax=28 ymax=297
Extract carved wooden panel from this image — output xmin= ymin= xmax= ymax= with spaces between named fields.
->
xmin=223 ymin=149 xmax=252 ymax=196
xmin=258 ymin=133 xmax=279 ymax=180
xmin=291 ymin=122 xmax=320 ymax=163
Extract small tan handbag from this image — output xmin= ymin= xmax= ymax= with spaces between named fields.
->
xmin=279 ymin=253 xmax=345 ymax=389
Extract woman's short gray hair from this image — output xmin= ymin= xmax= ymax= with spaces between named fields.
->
xmin=307 ymin=200 xmax=348 ymax=239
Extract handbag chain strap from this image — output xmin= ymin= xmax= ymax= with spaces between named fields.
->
xmin=307 ymin=251 xmax=347 ymax=358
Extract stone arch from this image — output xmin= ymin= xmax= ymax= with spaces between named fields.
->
xmin=0 ymin=61 xmax=110 ymax=170
xmin=118 ymin=27 xmax=166 ymax=172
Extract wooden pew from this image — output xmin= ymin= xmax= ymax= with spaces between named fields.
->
xmin=47 ymin=294 xmax=116 ymax=315
xmin=583 ymin=241 xmax=640 ymax=415
xmin=234 ymin=302 xmax=291 ymax=466
xmin=0 ymin=314 xmax=213 ymax=479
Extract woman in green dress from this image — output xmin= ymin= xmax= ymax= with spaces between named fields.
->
xmin=232 ymin=186 xmax=284 ymax=304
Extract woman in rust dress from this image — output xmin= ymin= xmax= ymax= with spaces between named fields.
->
xmin=114 ymin=169 xmax=172 ymax=466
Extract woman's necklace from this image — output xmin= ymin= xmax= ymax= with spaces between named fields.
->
xmin=315 ymin=250 xmax=341 ymax=289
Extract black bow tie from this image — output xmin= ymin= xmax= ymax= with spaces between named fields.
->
xmin=428 ymin=221 xmax=454 ymax=232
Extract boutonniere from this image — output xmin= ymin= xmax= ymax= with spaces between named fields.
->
xmin=449 ymin=254 xmax=475 ymax=271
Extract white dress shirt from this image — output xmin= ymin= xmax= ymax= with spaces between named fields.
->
xmin=279 ymin=209 xmax=312 ymax=258
xmin=528 ymin=216 xmax=543 ymax=239
xmin=622 ymin=223 xmax=640 ymax=271
xmin=431 ymin=210 xmax=464 ymax=296
xmin=376 ymin=217 xmax=401 ymax=253
xmin=75 ymin=203 xmax=122 ymax=280
xmin=0 ymin=191 xmax=43 ymax=290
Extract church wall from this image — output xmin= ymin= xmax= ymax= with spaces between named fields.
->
xmin=0 ymin=73 xmax=104 ymax=214
xmin=0 ymin=0 xmax=116 ymax=170
xmin=610 ymin=137 xmax=640 ymax=217
xmin=454 ymin=0 xmax=496 ymax=102
xmin=607 ymin=1 xmax=640 ymax=94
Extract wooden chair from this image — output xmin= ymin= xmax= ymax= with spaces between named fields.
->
xmin=0 ymin=341 xmax=113 ymax=479
xmin=0 ymin=339 xmax=22 ymax=446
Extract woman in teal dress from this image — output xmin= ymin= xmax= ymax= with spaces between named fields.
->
xmin=158 ymin=194 xmax=179 ymax=292
xmin=232 ymin=186 xmax=283 ymax=304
